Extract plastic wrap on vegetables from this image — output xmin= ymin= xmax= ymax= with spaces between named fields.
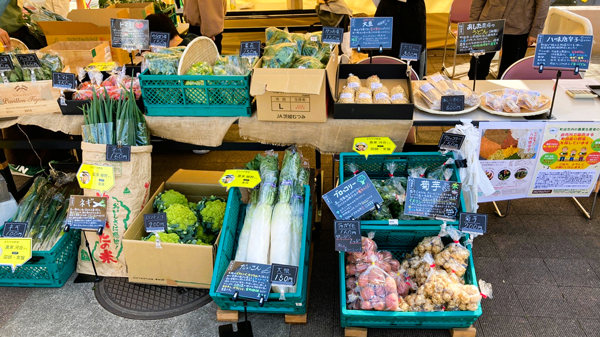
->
xmin=290 ymin=33 xmax=306 ymax=52
xmin=292 ymin=56 xmax=324 ymax=69
xmin=266 ymin=27 xmax=293 ymax=45
xmin=262 ymin=43 xmax=298 ymax=68
xmin=147 ymin=55 xmax=179 ymax=75
xmin=184 ymin=61 xmax=213 ymax=85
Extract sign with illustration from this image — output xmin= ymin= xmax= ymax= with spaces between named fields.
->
xmin=323 ymin=172 xmax=383 ymax=220
xmin=66 ymin=196 xmax=108 ymax=230
xmin=219 ymin=169 xmax=261 ymax=189
xmin=76 ymin=164 xmax=115 ymax=194
xmin=404 ymin=177 xmax=462 ymax=220
xmin=353 ymin=137 xmax=396 ymax=159
xmin=349 ymin=17 xmax=393 ymax=50
xmin=534 ymin=34 xmax=593 ymax=70
xmin=529 ymin=122 xmax=600 ymax=197
xmin=0 ymin=238 xmax=32 ymax=272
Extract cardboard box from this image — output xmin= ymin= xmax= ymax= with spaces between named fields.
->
xmin=250 ymin=47 xmax=338 ymax=123
xmin=41 ymin=41 xmax=112 ymax=69
xmin=123 ymin=169 xmax=227 ymax=288
xmin=109 ymin=3 xmax=155 ymax=19
xmin=333 ymin=63 xmax=414 ymax=120
xmin=37 ymin=9 xmax=132 ymax=65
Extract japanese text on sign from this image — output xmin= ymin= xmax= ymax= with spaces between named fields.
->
xmin=456 ymin=20 xmax=504 ymax=54
xmin=219 ymin=169 xmax=261 ymax=189
xmin=106 ymin=145 xmax=131 ymax=162
xmin=459 ymin=213 xmax=487 ymax=235
xmin=2 ymin=222 xmax=27 ymax=238
xmin=405 ymin=177 xmax=462 ymax=220
xmin=15 ymin=54 xmax=41 ymax=69
xmin=323 ymin=172 xmax=384 ymax=220
xmin=270 ymin=263 xmax=299 ymax=286
xmin=149 ymin=32 xmax=170 ymax=48
xmin=439 ymin=132 xmax=466 ymax=151
xmin=239 ymin=40 xmax=261 ymax=57
xmin=77 ymin=164 xmax=115 ymax=194
xmin=110 ymin=18 xmax=150 ymax=51
xmin=399 ymin=43 xmax=422 ymax=61
xmin=217 ymin=261 xmax=272 ymax=301
xmin=144 ymin=213 xmax=167 ymax=233
xmin=0 ymin=55 xmax=15 ymax=71
xmin=353 ymin=137 xmax=397 ymax=159
xmin=322 ymin=27 xmax=344 ymax=44
xmin=52 ymin=72 xmax=77 ymax=90
xmin=66 ymin=196 xmax=107 ymax=230
xmin=533 ymin=34 xmax=593 ymax=70
xmin=334 ymin=220 xmax=361 ymax=252
xmin=349 ymin=17 xmax=393 ymax=49
xmin=0 ymin=238 xmax=32 ymax=272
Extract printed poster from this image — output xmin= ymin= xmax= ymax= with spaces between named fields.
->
xmin=478 ymin=122 xmax=545 ymax=202
xmin=528 ymin=122 xmax=600 ymax=197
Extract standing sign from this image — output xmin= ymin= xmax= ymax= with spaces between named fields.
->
xmin=349 ymin=17 xmax=393 ymax=50
xmin=144 ymin=213 xmax=167 ymax=233
xmin=322 ymin=27 xmax=344 ymax=44
xmin=149 ymin=32 xmax=170 ymax=48
xmin=323 ymin=172 xmax=384 ymax=220
xmin=106 ymin=145 xmax=131 ymax=162
xmin=528 ymin=122 xmax=600 ymax=197
xmin=533 ymin=34 xmax=593 ymax=70
xmin=239 ymin=41 xmax=261 ymax=58
xmin=0 ymin=55 xmax=14 ymax=71
xmin=15 ymin=54 xmax=42 ymax=69
xmin=456 ymin=20 xmax=504 ymax=54
xmin=110 ymin=18 xmax=150 ymax=50
xmin=219 ymin=169 xmax=261 ymax=189
xmin=404 ymin=177 xmax=462 ymax=220
xmin=334 ymin=220 xmax=361 ymax=252
xmin=52 ymin=72 xmax=77 ymax=90
xmin=270 ymin=263 xmax=299 ymax=287
xmin=438 ymin=132 xmax=466 ymax=151
xmin=353 ymin=137 xmax=396 ymax=159
xmin=217 ymin=261 xmax=272 ymax=302
xmin=441 ymin=95 xmax=465 ymax=112
xmin=2 ymin=222 xmax=27 ymax=238
xmin=0 ymin=238 xmax=32 ymax=272
xmin=459 ymin=213 xmax=487 ymax=235
xmin=477 ymin=122 xmax=545 ymax=202
xmin=66 ymin=196 xmax=108 ymax=230
xmin=399 ymin=43 xmax=422 ymax=61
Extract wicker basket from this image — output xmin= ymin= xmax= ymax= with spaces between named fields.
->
xmin=177 ymin=37 xmax=219 ymax=75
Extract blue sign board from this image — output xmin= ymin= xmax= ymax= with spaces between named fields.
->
xmin=217 ymin=261 xmax=272 ymax=302
xmin=533 ymin=34 xmax=593 ymax=70
xmin=349 ymin=17 xmax=393 ymax=50
xmin=404 ymin=177 xmax=462 ymax=221
xmin=323 ymin=171 xmax=383 ymax=220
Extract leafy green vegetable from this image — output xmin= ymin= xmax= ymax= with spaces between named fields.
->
xmin=262 ymin=43 xmax=298 ymax=68
xmin=266 ymin=27 xmax=293 ymax=45
xmin=292 ymin=56 xmax=325 ymax=69
xmin=143 ymin=232 xmax=180 ymax=243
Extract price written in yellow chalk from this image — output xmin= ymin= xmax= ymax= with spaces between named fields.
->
xmin=353 ymin=137 xmax=397 ymax=158
xmin=77 ymin=164 xmax=115 ymax=194
xmin=219 ymin=170 xmax=261 ymax=189
xmin=0 ymin=238 xmax=32 ymax=272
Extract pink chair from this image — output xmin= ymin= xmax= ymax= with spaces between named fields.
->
xmin=441 ymin=0 xmax=473 ymax=78
xmin=357 ymin=56 xmax=419 ymax=80
xmin=501 ymin=56 xmax=584 ymax=80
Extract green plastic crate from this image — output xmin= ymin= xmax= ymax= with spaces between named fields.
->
xmin=210 ymin=186 xmax=313 ymax=314
xmin=339 ymin=226 xmax=482 ymax=329
xmin=0 ymin=230 xmax=80 ymax=287
xmin=339 ymin=152 xmax=466 ymax=227
xmin=139 ymin=70 xmax=252 ymax=117
xmin=157 ymin=4 xmax=178 ymax=27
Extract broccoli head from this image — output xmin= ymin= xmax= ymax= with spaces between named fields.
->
xmin=153 ymin=190 xmax=188 ymax=212
xmin=165 ymin=203 xmax=198 ymax=231
xmin=195 ymin=227 xmax=217 ymax=245
xmin=143 ymin=232 xmax=180 ymax=243
xmin=197 ymin=197 xmax=227 ymax=234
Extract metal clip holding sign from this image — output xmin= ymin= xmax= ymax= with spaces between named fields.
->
xmin=1 ymin=72 xmax=7 ymax=85
xmin=469 ymin=50 xmax=485 ymax=91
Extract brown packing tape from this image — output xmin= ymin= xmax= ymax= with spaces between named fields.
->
xmin=166 ymin=279 xmax=178 ymax=287
xmin=0 ymin=161 xmax=7 ymax=170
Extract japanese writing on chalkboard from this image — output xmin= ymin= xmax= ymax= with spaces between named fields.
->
xmin=270 ymin=263 xmax=298 ymax=286
xmin=217 ymin=261 xmax=272 ymax=301
xmin=2 ymin=222 xmax=27 ymax=238
xmin=150 ymin=32 xmax=170 ymax=48
xmin=15 ymin=54 xmax=41 ymax=69
xmin=144 ymin=213 xmax=167 ymax=233
xmin=52 ymin=72 xmax=77 ymax=90
xmin=0 ymin=55 xmax=14 ymax=71
xmin=438 ymin=132 xmax=466 ymax=151
xmin=106 ymin=145 xmax=131 ymax=162
xmin=533 ymin=34 xmax=593 ymax=70
xmin=334 ymin=220 xmax=361 ymax=252
xmin=441 ymin=95 xmax=465 ymax=112
xmin=66 ymin=196 xmax=107 ymax=230
xmin=322 ymin=27 xmax=344 ymax=44
xmin=399 ymin=43 xmax=422 ymax=61
xmin=110 ymin=18 xmax=150 ymax=50
xmin=404 ymin=177 xmax=461 ymax=220
xmin=457 ymin=20 xmax=504 ymax=54
xmin=239 ymin=41 xmax=261 ymax=58
xmin=459 ymin=213 xmax=487 ymax=235
xmin=349 ymin=17 xmax=393 ymax=49
xmin=323 ymin=172 xmax=384 ymax=220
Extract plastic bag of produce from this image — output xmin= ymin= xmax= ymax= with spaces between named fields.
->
xmin=354 ymin=254 xmax=406 ymax=311
xmin=262 ymin=43 xmax=298 ymax=68
xmin=290 ymin=33 xmax=306 ymax=52
xmin=292 ymin=56 xmax=324 ymax=69
xmin=266 ymin=27 xmax=293 ymax=45
xmin=434 ymin=226 xmax=470 ymax=279
xmin=147 ymin=55 xmax=179 ymax=75
xmin=427 ymin=158 xmax=455 ymax=181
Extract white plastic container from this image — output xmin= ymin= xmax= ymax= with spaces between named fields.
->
xmin=0 ymin=194 xmax=18 ymax=226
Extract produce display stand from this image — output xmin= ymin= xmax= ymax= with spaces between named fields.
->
xmin=209 ymin=185 xmax=314 ymax=323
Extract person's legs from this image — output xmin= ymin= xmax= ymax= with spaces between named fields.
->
xmin=468 ymin=52 xmax=494 ymax=80
xmin=497 ymin=34 xmax=529 ymax=78
xmin=188 ymin=25 xmax=201 ymax=36
xmin=213 ymin=33 xmax=223 ymax=54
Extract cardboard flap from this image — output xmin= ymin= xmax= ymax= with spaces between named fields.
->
xmin=250 ymin=68 xmax=325 ymax=96
xmin=326 ymin=45 xmax=339 ymax=100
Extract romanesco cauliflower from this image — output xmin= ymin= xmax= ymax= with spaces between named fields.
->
xmin=153 ymin=190 xmax=188 ymax=212
xmin=143 ymin=232 xmax=180 ymax=243
xmin=165 ymin=204 xmax=197 ymax=231
xmin=199 ymin=199 xmax=227 ymax=234
xmin=195 ymin=227 xmax=217 ymax=245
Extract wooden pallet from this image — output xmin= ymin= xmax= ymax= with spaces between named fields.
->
xmin=344 ymin=325 xmax=476 ymax=337
xmin=217 ymin=242 xmax=315 ymax=325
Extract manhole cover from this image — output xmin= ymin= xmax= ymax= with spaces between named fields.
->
xmin=94 ymin=277 xmax=213 ymax=320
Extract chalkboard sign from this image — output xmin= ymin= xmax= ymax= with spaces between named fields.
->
xmin=438 ymin=132 xmax=466 ymax=151
xmin=334 ymin=220 xmax=361 ymax=253
xmin=441 ymin=95 xmax=465 ymax=112
xmin=66 ymin=196 xmax=107 ymax=230
xmin=533 ymin=34 xmax=593 ymax=70
xmin=456 ymin=20 xmax=504 ymax=55
xmin=217 ymin=261 xmax=272 ymax=302
xmin=0 ymin=55 xmax=14 ymax=71
xmin=239 ymin=41 xmax=261 ymax=58
xmin=150 ymin=31 xmax=170 ymax=48
xmin=459 ymin=212 xmax=487 ymax=235
xmin=404 ymin=177 xmax=462 ymax=220
xmin=322 ymin=27 xmax=344 ymax=44
xmin=144 ymin=213 xmax=167 ymax=233
xmin=106 ymin=145 xmax=131 ymax=162
xmin=270 ymin=263 xmax=299 ymax=286
xmin=15 ymin=54 xmax=41 ymax=69
xmin=399 ymin=43 xmax=422 ymax=61
xmin=2 ymin=222 xmax=27 ymax=238
xmin=110 ymin=18 xmax=150 ymax=50
xmin=323 ymin=172 xmax=384 ymax=220
xmin=349 ymin=17 xmax=393 ymax=50
xmin=52 ymin=72 xmax=77 ymax=90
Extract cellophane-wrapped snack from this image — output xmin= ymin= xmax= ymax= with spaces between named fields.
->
xmin=347 ymin=73 xmax=361 ymax=91
xmin=366 ymin=75 xmax=382 ymax=91
xmin=427 ymin=74 xmax=462 ymax=96
xmin=373 ymin=86 xmax=392 ymax=104
xmin=419 ymin=82 xmax=443 ymax=110
xmin=355 ymin=87 xmax=373 ymax=103
xmin=455 ymin=82 xmax=480 ymax=106
xmin=338 ymin=86 xmax=355 ymax=103
xmin=484 ymin=92 xmax=503 ymax=112
xmin=391 ymin=85 xmax=408 ymax=104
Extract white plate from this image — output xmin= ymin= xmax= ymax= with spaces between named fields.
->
xmin=479 ymin=89 xmax=551 ymax=117
xmin=412 ymin=82 xmax=480 ymax=115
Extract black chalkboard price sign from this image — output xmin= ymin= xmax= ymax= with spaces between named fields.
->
xmin=144 ymin=213 xmax=167 ymax=233
xmin=441 ymin=95 xmax=465 ymax=112
xmin=239 ymin=41 xmax=261 ymax=58
xmin=110 ymin=18 xmax=150 ymax=50
xmin=533 ymin=34 xmax=593 ymax=70
xmin=323 ymin=172 xmax=384 ymax=221
xmin=217 ymin=261 xmax=272 ymax=302
xmin=438 ymin=132 xmax=466 ymax=151
xmin=459 ymin=213 xmax=487 ymax=235
xmin=106 ymin=144 xmax=131 ymax=162
xmin=334 ymin=220 xmax=361 ymax=252
xmin=2 ymin=222 xmax=27 ymax=238
xmin=404 ymin=177 xmax=462 ymax=221
xmin=456 ymin=19 xmax=504 ymax=55
xmin=52 ymin=72 xmax=77 ymax=90
xmin=270 ymin=263 xmax=299 ymax=286
xmin=322 ymin=27 xmax=344 ymax=44
xmin=150 ymin=32 xmax=170 ymax=48
xmin=0 ymin=55 xmax=14 ymax=72
xmin=399 ymin=43 xmax=422 ymax=61
xmin=15 ymin=54 xmax=41 ymax=69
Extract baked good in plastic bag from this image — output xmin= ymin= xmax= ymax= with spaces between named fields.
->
xmin=484 ymin=92 xmax=503 ymax=112
xmin=455 ymin=82 xmax=479 ymax=106
xmin=518 ymin=90 xmax=548 ymax=110
xmin=427 ymin=74 xmax=461 ymax=95
xmin=355 ymin=87 xmax=373 ymax=103
xmin=419 ymin=82 xmax=443 ymax=110
xmin=502 ymin=93 xmax=521 ymax=113
xmin=373 ymin=86 xmax=392 ymax=104
xmin=338 ymin=86 xmax=355 ymax=103
xmin=391 ymin=85 xmax=409 ymax=104
xmin=366 ymin=75 xmax=382 ymax=91
xmin=347 ymin=73 xmax=361 ymax=91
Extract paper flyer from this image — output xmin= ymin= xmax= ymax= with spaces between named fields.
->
xmin=477 ymin=122 xmax=545 ymax=202
xmin=528 ymin=122 xmax=600 ymax=197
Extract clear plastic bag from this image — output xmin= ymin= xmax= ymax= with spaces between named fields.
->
xmin=455 ymin=82 xmax=479 ymax=107
xmin=355 ymin=255 xmax=406 ymax=311
xmin=484 ymin=92 xmax=503 ymax=112
xmin=434 ymin=226 xmax=470 ymax=278
xmin=419 ymin=82 xmax=443 ymax=110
